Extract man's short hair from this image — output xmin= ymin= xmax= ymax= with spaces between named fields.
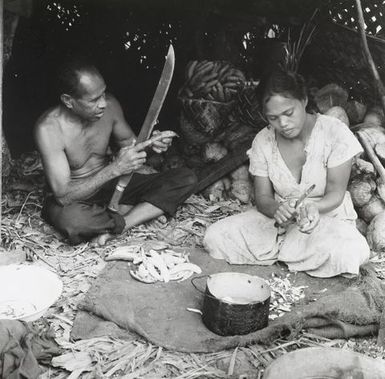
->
xmin=56 ymin=57 xmax=101 ymax=98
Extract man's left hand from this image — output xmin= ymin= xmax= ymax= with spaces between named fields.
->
xmin=150 ymin=130 xmax=178 ymax=154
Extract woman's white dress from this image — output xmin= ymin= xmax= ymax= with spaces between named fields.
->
xmin=203 ymin=114 xmax=370 ymax=277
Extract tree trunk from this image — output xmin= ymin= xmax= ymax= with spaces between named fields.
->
xmin=2 ymin=10 xmax=19 ymax=183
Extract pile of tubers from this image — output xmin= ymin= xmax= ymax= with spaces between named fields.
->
xmin=202 ymin=143 xmax=253 ymax=204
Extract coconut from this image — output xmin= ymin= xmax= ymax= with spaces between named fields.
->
xmin=353 ymin=157 xmax=375 ymax=176
xmin=202 ymin=142 xmax=228 ymax=162
xmin=222 ymin=177 xmax=232 ymax=192
xmin=230 ymin=164 xmax=250 ymax=181
xmin=325 ymin=106 xmax=350 ymax=126
xmin=363 ymin=106 xmax=385 ymax=129
xmin=367 ymin=211 xmax=385 ymax=251
xmin=348 ymin=175 xmax=376 ymax=208
xmin=345 ymin=100 xmax=367 ymax=124
xmin=357 ymin=195 xmax=385 ymax=223
xmin=314 ymin=83 xmax=348 ymax=113
xmin=231 ymin=179 xmax=252 ymax=204
xmin=203 ymin=180 xmax=225 ymax=202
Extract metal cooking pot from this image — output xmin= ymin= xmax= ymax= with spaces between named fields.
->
xmin=192 ymin=272 xmax=271 ymax=336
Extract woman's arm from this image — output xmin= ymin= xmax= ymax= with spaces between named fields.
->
xmin=315 ymin=159 xmax=353 ymax=214
xmin=297 ymin=159 xmax=352 ymax=233
xmin=253 ymin=176 xmax=297 ymax=225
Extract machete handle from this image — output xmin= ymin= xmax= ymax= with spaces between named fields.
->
xmin=108 ymin=173 xmax=134 ymax=212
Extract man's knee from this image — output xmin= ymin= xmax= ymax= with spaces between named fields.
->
xmin=44 ymin=201 xmax=119 ymax=245
xmin=172 ymin=168 xmax=198 ymax=192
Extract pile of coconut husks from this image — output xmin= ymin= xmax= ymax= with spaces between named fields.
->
xmin=308 ymin=83 xmax=385 ymax=254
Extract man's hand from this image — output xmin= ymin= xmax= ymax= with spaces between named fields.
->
xmin=274 ymin=199 xmax=298 ymax=227
xmin=296 ymin=201 xmax=320 ymax=234
xmin=114 ymin=140 xmax=151 ymax=175
xmin=150 ymin=130 xmax=178 ymax=154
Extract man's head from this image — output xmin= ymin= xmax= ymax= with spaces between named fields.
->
xmin=57 ymin=58 xmax=107 ymax=122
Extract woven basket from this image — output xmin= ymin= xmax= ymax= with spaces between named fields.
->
xmin=179 ymin=97 xmax=235 ymax=137
xmin=179 ymin=112 xmax=212 ymax=146
xmin=233 ymin=83 xmax=265 ymax=129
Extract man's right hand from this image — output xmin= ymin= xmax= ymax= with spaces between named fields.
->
xmin=114 ymin=140 xmax=153 ymax=175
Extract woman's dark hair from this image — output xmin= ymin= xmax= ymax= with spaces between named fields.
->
xmin=56 ymin=57 xmax=101 ymax=98
xmin=259 ymin=69 xmax=308 ymax=106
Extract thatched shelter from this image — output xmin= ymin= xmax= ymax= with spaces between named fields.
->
xmin=3 ymin=0 xmax=385 ymax=156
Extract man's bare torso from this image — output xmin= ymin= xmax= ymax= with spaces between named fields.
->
xmin=41 ymin=102 xmax=115 ymax=179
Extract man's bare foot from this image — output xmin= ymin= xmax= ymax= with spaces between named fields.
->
xmin=90 ymin=233 xmax=114 ymax=247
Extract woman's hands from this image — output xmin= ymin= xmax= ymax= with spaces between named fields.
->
xmin=274 ymin=199 xmax=320 ymax=234
xmin=296 ymin=201 xmax=320 ymax=233
xmin=274 ymin=199 xmax=298 ymax=226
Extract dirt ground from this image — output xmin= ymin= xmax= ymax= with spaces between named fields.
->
xmin=2 ymin=152 xmax=385 ymax=378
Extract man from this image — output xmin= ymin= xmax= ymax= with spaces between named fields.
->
xmin=34 ymin=59 xmax=197 ymax=245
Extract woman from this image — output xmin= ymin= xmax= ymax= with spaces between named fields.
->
xmin=203 ymin=70 xmax=370 ymax=278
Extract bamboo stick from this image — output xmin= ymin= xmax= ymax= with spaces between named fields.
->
xmin=355 ymin=0 xmax=385 ymax=113
xmin=357 ymin=130 xmax=385 ymax=202
xmin=357 ymin=131 xmax=385 ymax=181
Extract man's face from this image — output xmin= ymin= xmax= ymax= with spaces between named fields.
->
xmin=70 ymin=71 xmax=107 ymax=122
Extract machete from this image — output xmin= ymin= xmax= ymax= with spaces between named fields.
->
xmin=108 ymin=44 xmax=175 ymax=212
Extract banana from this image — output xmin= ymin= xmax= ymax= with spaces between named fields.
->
xmin=149 ymin=250 xmax=170 ymax=283
xmin=217 ymin=63 xmax=231 ymax=78
xmin=169 ymin=263 xmax=202 ymax=275
xmin=130 ymin=267 xmax=157 ymax=284
xmin=190 ymin=62 xmax=215 ymax=86
xmin=186 ymin=60 xmax=198 ymax=80
xmin=185 ymin=88 xmax=194 ymax=98
xmin=195 ymin=60 xmax=208 ymax=70
xmin=143 ymin=259 xmax=163 ymax=281
xmin=169 ymin=270 xmax=191 ymax=281
xmin=177 ymin=270 xmax=195 ymax=282
xmin=105 ymin=246 xmax=141 ymax=262
xmin=201 ymin=79 xmax=219 ymax=95
xmin=163 ymin=253 xmax=188 ymax=268
xmin=215 ymin=82 xmax=226 ymax=102
xmin=230 ymin=69 xmax=246 ymax=80
xmin=224 ymin=75 xmax=244 ymax=83
xmin=223 ymin=81 xmax=240 ymax=88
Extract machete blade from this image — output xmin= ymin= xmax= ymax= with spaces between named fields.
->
xmin=137 ymin=44 xmax=175 ymax=143
xmin=108 ymin=44 xmax=175 ymax=212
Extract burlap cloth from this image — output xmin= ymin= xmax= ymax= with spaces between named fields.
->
xmin=71 ymin=248 xmax=385 ymax=353
xmin=0 ymin=320 xmax=61 ymax=379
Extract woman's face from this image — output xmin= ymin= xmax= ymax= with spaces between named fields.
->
xmin=264 ymin=94 xmax=307 ymax=139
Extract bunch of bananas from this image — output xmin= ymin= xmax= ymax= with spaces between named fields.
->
xmin=129 ymin=250 xmax=202 ymax=284
xmin=106 ymin=245 xmax=202 ymax=284
xmin=179 ymin=60 xmax=246 ymax=103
